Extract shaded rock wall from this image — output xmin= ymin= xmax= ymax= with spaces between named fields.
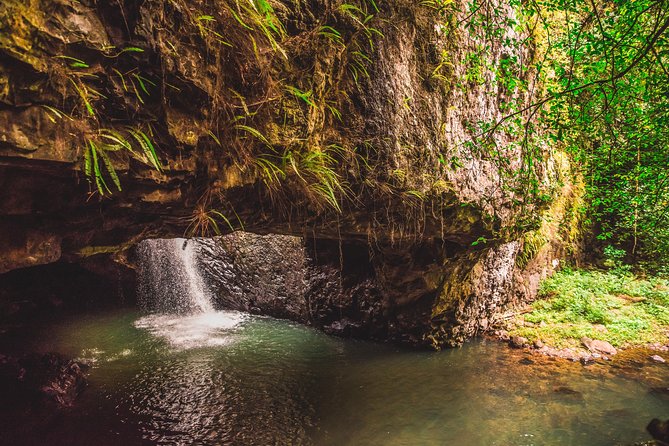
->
xmin=196 ymin=234 xmax=432 ymax=343
xmin=193 ymin=203 xmax=582 ymax=348
xmin=0 ymin=0 xmax=537 ymax=268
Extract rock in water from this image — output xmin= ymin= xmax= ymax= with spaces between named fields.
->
xmin=651 ymin=355 xmax=666 ymax=364
xmin=509 ymin=336 xmax=528 ymax=349
xmin=647 ymin=418 xmax=669 ymax=443
xmin=581 ymin=337 xmax=617 ymax=356
xmin=23 ymin=353 xmax=89 ymax=407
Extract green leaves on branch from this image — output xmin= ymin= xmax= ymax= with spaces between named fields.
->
xmin=532 ymin=0 xmax=669 ymax=270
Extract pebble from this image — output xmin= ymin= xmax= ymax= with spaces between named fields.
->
xmin=580 ymin=356 xmax=595 ymax=366
xmin=509 ymin=336 xmax=528 ymax=349
xmin=651 ymin=355 xmax=666 ymax=363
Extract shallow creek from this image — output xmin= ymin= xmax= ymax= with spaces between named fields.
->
xmin=1 ymin=308 xmax=668 ymax=445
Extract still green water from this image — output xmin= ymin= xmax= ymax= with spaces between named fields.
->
xmin=2 ymin=309 xmax=668 ymax=445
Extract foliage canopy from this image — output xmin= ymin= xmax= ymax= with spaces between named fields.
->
xmin=528 ymin=0 xmax=669 ymax=270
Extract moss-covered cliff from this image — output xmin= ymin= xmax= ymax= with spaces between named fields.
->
xmin=0 ymin=0 xmax=583 ymax=347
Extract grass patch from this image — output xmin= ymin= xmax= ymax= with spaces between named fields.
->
xmin=508 ymin=268 xmax=669 ymax=348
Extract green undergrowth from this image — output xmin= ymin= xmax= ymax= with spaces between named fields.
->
xmin=508 ymin=269 xmax=669 ymax=348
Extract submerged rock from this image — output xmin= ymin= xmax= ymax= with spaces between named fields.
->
xmin=553 ymin=386 xmax=584 ymax=400
xmin=0 ymin=352 xmax=89 ymax=408
xmin=20 ymin=353 xmax=89 ymax=407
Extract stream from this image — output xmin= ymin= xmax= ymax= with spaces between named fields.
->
xmin=1 ymin=308 xmax=668 ymax=445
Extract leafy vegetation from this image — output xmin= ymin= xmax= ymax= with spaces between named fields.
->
xmin=501 ymin=0 xmax=669 ymax=271
xmin=509 ymin=268 xmax=669 ymax=348
xmin=83 ymin=128 xmax=162 ymax=196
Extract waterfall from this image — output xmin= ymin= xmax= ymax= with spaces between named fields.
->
xmin=135 ymin=238 xmax=247 ymax=350
xmin=175 ymin=239 xmax=214 ymax=313
xmin=136 ymin=238 xmax=214 ymax=314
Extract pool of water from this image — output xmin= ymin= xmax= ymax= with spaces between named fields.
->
xmin=1 ymin=309 xmax=667 ymax=445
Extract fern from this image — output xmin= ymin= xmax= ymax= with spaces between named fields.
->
xmin=40 ymin=105 xmax=72 ymax=123
xmin=127 ymin=128 xmax=162 ymax=171
xmin=318 ymin=25 xmax=344 ymax=46
xmin=254 ymin=155 xmax=286 ymax=186
xmin=68 ymin=78 xmax=96 ymax=117
xmin=235 ymin=124 xmax=273 ymax=147
xmin=86 ymin=140 xmax=111 ymax=195
xmin=82 ymin=127 xmax=163 ymax=195
xmin=285 ymin=85 xmax=316 ymax=107
xmin=55 ymin=55 xmax=89 ymax=69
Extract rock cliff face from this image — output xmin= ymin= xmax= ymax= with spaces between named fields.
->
xmin=0 ymin=0 xmax=583 ymax=347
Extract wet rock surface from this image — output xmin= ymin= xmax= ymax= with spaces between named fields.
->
xmin=509 ymin=336 xmax=529 ymax=349
xmin=0 ymin=352 xmax=89 ymax=409
xmin=195 ymin=235 xmax=433 ymax=344
xmin=651 ymin=355 xmax=667 ymax=364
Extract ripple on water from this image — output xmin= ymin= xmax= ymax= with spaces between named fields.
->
xmin=3 ymin=310 xmax=669 ymax=446
xmin=133 ymin=311 xmax=248 ymax=350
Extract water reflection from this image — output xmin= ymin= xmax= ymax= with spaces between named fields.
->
xmin=1 ymin=310 xmax=667 ymax=446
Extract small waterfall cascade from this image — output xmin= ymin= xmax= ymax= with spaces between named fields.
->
xmin=174 ymin=238 xmax=214 ymax=313
xmin=137 ymin=238 xmax=214 ymax=313
xmin=135 ymin=238 xmax=247 ymax=349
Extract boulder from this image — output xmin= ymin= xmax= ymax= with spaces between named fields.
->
xmin=581 ymin=337 xmax=617 ymax=356
xmin=648 ymin=418 xmax=669 ymax=443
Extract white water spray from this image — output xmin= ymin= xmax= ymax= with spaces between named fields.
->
xmin=135 ymin=238 xmax=246 ymax=349
xmin=175 ymin=238 xmax=214 ymax=313
xmin=136 ymin=238 xmax=216 ymax=313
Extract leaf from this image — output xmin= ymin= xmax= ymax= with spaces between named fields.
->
xmin=88 ymin=140 xmax=110 ymax=195
xmin=127 ymin=128 xmax=162 ymax=171
xmin=234 ymin=124 xmax=272 ymax=147
xmin=99 ymin=129 xmax=132 ymax=152
xmin=207 ymin=130 xmax=222 ymax=146
xmin=41 ymin=105 xmax=72 ymax=123
xmin=112 ymin=68 xmax=128 ymax=92
xmin=97 ymin=146 xmax=122 ymax=192
xmin=55 ymin=55 xmax=89 ymax=68
xmin=285 ymin=85 xmax=315 ymax=107
xmin=68 ymin=78 xmax=95 ymax=116
xmin=210 ymin=210 xmax=236 ymax=232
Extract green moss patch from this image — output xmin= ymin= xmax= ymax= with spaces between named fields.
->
xmin=508 ymin=269 xmax=669 ymax=348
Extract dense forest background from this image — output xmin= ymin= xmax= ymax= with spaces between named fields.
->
xmin=507 ymin=0 xmax=669 ymax=272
